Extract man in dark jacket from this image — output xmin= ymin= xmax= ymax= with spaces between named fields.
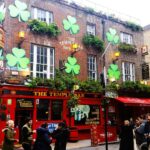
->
xmin=33 ymin=123 xmax=52 ymax=150
xmin=52 ymin=122 xmax=70 ymax=150
xmin=21 ymin=117 xmax=34 ymax=150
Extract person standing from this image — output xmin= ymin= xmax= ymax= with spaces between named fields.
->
xmin=119 ymin=120 xmax=134 ymax=150
xmin=33 ymin=123 xmax=52 ymax=150
xmin=52 ymin=122 xmax=70 ymax=150
xmin=21 ymin=117 xmax=34 ymax=150
xmin=2 ymin=120 xmax=18 ymax=150
xmin=144 ymin=114 xmax=150 ymax=149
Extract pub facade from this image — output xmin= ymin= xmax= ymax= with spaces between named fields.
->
xmin=0 ymin=0 xmax=145 ymax=145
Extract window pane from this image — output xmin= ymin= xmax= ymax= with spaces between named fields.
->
xmin=37 ymin=99 xmax=50 ymax=120
xmin=51 ymin=100 xmax=63 ymax=120
xmin=74 ymin=105 xmax=100 ymax=125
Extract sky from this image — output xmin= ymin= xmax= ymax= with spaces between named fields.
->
xmin=69 ymin=0 xmax=150 ymax=27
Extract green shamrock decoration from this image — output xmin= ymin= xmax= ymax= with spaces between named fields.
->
xmin=8 ymin=0 xmax=30 ymax=22
xmin=65 ymin=56 xmax=80 ymax=75
xmin=6 ymin=47 xmax=30 ymax=70
xmin=0 ymin=3 xmax=6 ymax=24
xmin=107 ymin=64 xmax=120 ymax=81
xmin=0 ymin=49 xmax=4 ymax=60
xmin=63 ymin=15 xmax=80 ymax=34
xmin=106 ymin=28 xmax=120 ymax=45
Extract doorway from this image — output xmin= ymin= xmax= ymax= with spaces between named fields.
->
xmin=15 ymin=109 xmax=33 ymax=143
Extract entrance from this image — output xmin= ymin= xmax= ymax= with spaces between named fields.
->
xmin=15 ymin=109 xmax=33 ymax=142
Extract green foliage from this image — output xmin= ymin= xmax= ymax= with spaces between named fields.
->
xmin=118 ymin=43 xmax=137 ymax=53
xmin=125 ymin=22 xmax=143 ymax=32
xmin=105 ymin=82 xmax=119 ymax=91
xmin=28 ymin=19 xmax=61 ymax=37
xmin=8 ymin=0 xmax=30 ymax=22
xmin=118 ymin=81 xmax=150 ymax=97
xmin=82 ymin=34 xmax=104 ymax=52
xmin=79 ymin=80 xmax=103 ymax=93
xmin=67 ymin=93 xmax=79 ymax=108
xmin=26 ymin=70 xmax=102 ymax=93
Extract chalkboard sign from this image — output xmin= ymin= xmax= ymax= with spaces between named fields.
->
xmin=142 ymin=63 xmax=149 ymax=79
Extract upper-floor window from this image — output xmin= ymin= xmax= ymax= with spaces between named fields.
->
xmin=120 ymin=32 xmax=133 ymax=44
xmin=30 ymin=44 xmax=54 ymax=79
xmin=32 ymin=7 xmax=53 ymax=24
xmin=122 ymin=62 xmax=135 ymax=81
xmin=88 ymin=55 xmax=97 ymax=80
xmin=87 ymin=24 xmax=96 ymax=36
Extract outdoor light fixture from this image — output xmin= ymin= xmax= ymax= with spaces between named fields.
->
xmin=113 ymin=51 xmax=120 ymax=63
xmin=18 ymin=31 xmax=25 ymax=38
xmin=70 ymin=43 xmax=81 ymax=56
xmin=18 ymin=30 xmax=25 ymax=48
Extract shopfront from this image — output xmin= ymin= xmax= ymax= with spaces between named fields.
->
xmin=0 ymin=85 xmax=118 ymax=145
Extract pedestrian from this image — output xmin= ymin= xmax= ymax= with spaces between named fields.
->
xmin=21 ymin=117 xmax=34 ymax=150
xmin=33 ymin=123 xmax=52 ymax=150
xmin=52 ymin=122 xmax=70 ymax=150
xmin=2 ymin=120 xmax=18 ymax=150
xmin=144 ymin=114 xmax=150 ymax=149
xmin=119 ymin=120 xmax=134 ymax=150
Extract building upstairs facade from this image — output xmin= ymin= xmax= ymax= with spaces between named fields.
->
xmin=0 ymin=0 xmax=143 ymax=84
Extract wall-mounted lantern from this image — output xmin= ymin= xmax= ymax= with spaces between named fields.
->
xmin=113 ymin=51 xmax=120 ymax=63
xmin=70 ymin=43 xmax=80 ymax=56
xmin=18 ymin=30 xmax=25 ymax=48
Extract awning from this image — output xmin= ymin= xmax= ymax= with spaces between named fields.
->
xmin=115 ymin=97 xmax=150 ymax=106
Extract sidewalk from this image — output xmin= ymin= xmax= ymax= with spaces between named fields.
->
xmin=0 ymin=139 xmax=119 ymax=150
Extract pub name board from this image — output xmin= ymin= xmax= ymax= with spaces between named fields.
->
xmin=34 ymin=91 xmax=84 ymax=98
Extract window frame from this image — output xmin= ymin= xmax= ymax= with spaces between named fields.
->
xmin=122 ymin=61 xmax=135 ymax=81
xmin=30 ymin=44 xmax=55 ymax=79
xmin=120 ymin=32 xmax=133 ymax=44
xmin=32 ymin=7 xmax=54 ymax=24
xmin=86 ymin=23 xmax=96 ymax=36
xmin=87 ymin=55 xmax=97 ymax=80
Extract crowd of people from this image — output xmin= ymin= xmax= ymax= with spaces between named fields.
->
xmin=1 ymin=118 xmax=70 ymax=150
xmin=119 ymin=113 xmax=150 ymax=150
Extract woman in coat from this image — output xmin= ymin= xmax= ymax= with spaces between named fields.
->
xmin=119 ymin=120 xmax=134 ymax=150
xmin=2 ymin=120 xmax=17 ymax=150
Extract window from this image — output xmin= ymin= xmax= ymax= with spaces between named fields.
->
xmin=88 ymin=55 xmax=97 ymax=80
xmin=122 ymin=62 xmax=135 ymax=81
xmin=36 ymin=99 xmax=63 ymax=121
xmin=30 ymin=44 xmax=54 ymax=79
xmin=74 ymin=105 xmax=100 ymax=125
xmin=37 ymin=99 xmax=50 ymax=120
xmin=87 ymin=24 xmax=96 ymax=35
xmin=120 ymin=32 xmax=133 ymax=44
xmin=51 ymin=100 xmax=63 ymax=120
xmin=32 ymin=7 xmax=53 ymax=24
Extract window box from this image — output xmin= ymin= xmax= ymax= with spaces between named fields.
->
xmin=118 ymin=43 xmax=137 ymax=53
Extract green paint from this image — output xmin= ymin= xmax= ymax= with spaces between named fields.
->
xmin=9 ymin=0 xmax=30 ymax=22
xmin=108 ymin=64 xmax=120 ymax=81
xmin=63 ymin=15 xmax=80 ymax=34
xmin=6 ymin=47 xmax=30 ymax=70
xmin=65 ymin=56 xmax=80 ymax=75
xmin=0 ymin=3 xmax=6 ymax=23
xmin=106 ymin=28 xmax=120 ymax=45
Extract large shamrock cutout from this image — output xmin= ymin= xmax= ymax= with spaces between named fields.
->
xmin=6 ymin=47 xmax=30 ymax=70
xmin=106 ymin=28 xmax=120 ymax=45
xmin=107 ymin=64 xmax=120 ymax=81
xmin=63 ymin=15 xmax=80 ymax=34
xmin=0 ymin=49 xmax=4 ymax=60
xmin=65 ymin=56 xmax=80 ymax=75
xmin=0 ymin=3 xmax=6 ymax=23
xmin=8 ymin=0 xmax=30 ymax=22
